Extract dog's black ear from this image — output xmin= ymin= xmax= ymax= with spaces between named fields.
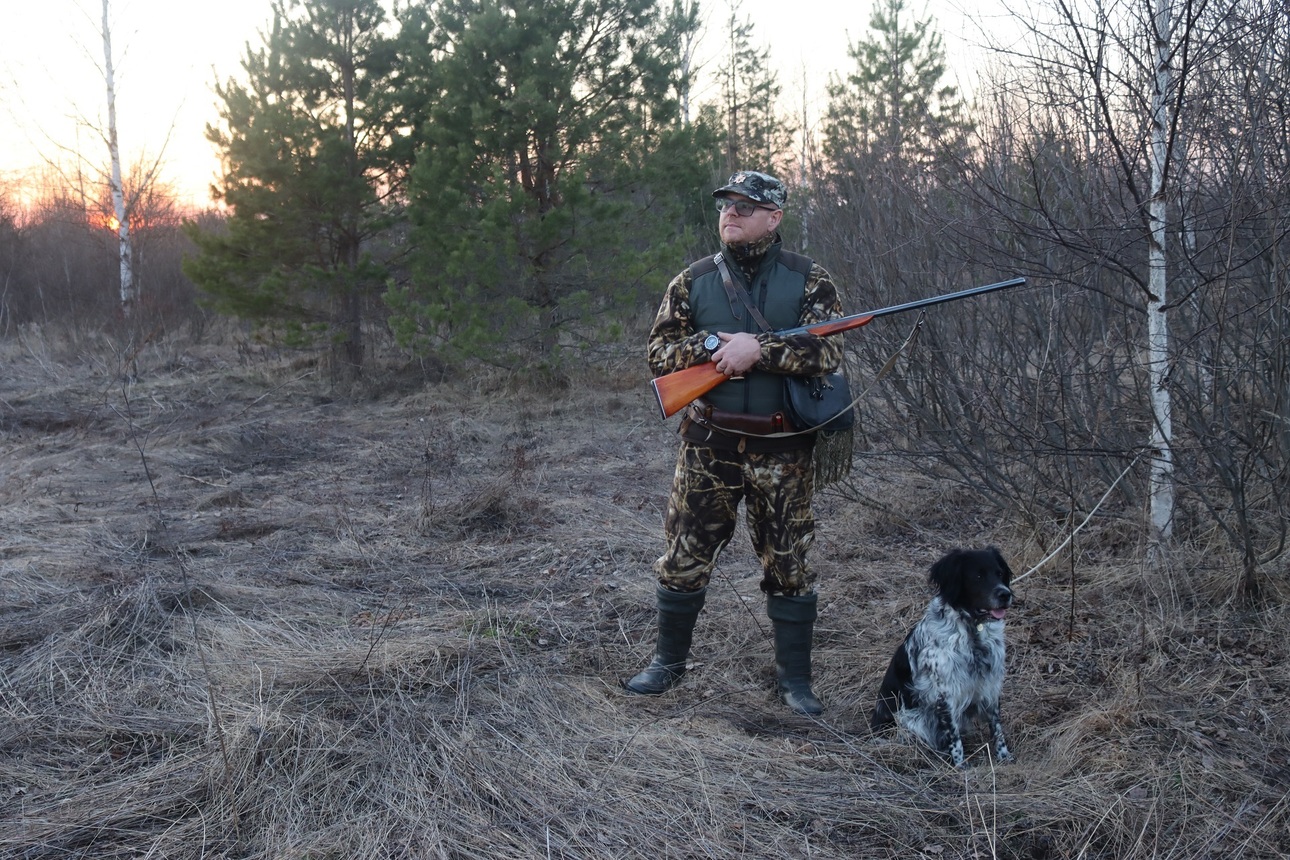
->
xmin=929 ymin=551 xmax=963 ymax=603
xmin=989 ymin=546 xmax=1014 ymax=585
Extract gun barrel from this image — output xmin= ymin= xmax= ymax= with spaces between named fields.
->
xmin=777 ymin=277 xmax=1027 ymax=339
xmin=650 ymin=276 xmax=1028 ymax=419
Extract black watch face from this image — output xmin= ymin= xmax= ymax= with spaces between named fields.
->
xmin=704 ymin=334 xmax=721 ymax=352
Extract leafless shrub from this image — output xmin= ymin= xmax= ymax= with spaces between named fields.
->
xmin=802 ymin=0 xmax=1290 ymax=601
xmin=0 ymin=176 xmax=210 ymax=344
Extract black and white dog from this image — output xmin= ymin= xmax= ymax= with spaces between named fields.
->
xmin=871 ymin=547 xmax=1014 ymax=767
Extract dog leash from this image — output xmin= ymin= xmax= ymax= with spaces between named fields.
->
xmin=1012 ymin=450 xmax=1146 ymax=584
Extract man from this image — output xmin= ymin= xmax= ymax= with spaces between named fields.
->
xmin=624 ymin=170 xmax=845 ymax=715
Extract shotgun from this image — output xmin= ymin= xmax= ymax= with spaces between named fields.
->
xmin=650 ymin=277 xmax=1026 ymax=419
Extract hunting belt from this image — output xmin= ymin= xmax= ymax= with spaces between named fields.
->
xmin=687 ymin=399 xmax=797 ymax=436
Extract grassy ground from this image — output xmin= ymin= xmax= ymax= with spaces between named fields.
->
xmin=1 ymin=331 xmax=1288 ymax=859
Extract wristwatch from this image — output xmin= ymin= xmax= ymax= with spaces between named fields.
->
xmin=703 ymin=333 xmax=721 ymax=352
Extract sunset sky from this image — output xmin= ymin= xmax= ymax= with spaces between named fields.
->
xmin=0 ymin=0 xmax=1010 ymax=211
xmin=1 ymin=0 xmax=274 ymax=208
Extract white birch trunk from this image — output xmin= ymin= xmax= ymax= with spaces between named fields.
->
xmin=679 ymin=0 xmax=697 ymax=127
xmin=102 ymin=0 xmax=134 ymax=317
xmin=1147 ymin=0 xmax=1175 ymax=545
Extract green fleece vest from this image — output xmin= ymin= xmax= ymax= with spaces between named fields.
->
xmin=689 ymin=243 xmax=812 ymax=415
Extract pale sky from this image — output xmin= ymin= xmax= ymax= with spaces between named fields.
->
xmin=1 ymin=0 xmax=274 ymax=208
xmin=0 ymin=0 xmax=1016 ymax=210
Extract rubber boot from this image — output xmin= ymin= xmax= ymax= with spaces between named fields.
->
xmin=623 ymin=585 xmax=707 ymax=695
xmin=767 ymin=592 xmax=824 ymax=715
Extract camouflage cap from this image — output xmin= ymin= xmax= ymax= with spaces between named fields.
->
xmin=712 ymin=170 xmax=787 ymax=209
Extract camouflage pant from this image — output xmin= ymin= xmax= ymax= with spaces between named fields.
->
xmin=653 ymin=441 xmax=816 ymax=595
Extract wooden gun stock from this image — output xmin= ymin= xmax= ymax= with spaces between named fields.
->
xmin=650 ymin=317 xmax=877 ymax=418
xmin=651 ymin=362 xmax=730 ymax=419
xmin=649 ymin=277 xmax=1026 ymax=419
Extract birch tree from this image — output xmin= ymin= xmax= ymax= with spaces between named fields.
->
xmin=928 ymin=0 xmax=1199 ymax=550
xmin=99 ymin=0 xmax=133 ymax=316
xmin=1145 ymin=0 xmax=1175 ymax=548
xmin=928 ymin=0 xmax=1290 ymax=590
xmin=47 ymin=0 xmax=172 ymax=320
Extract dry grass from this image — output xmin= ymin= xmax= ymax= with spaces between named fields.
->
xmin=1 ymin=330 xmax=1288 ymax=859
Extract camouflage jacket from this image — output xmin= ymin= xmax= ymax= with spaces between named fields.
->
xmin=647 ymin=237 xmax=846 ymax=380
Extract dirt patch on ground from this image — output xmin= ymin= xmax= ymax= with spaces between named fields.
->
xmin=2 ymin=337 xmax=1288 ymax=858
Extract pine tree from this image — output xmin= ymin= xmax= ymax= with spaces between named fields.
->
xmin=387 ymin=0 xmax=717 ymax=365
xmin=823 ymin=0 xmax=970 ymax=174
xmin=184 ymin=0 xmax=403 ymax=380
xmin=711 ymin=0 xmax=794 ymax=174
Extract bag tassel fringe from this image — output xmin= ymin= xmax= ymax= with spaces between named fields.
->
xmin=812 ymin=426 xmax=853 ymax=487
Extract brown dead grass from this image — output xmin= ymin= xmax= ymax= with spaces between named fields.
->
xmin=1 ymin=329 xmax=1288 ymax=859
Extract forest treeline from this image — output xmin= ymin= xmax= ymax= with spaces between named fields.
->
xmin=1 ymin=0 xmax=1288 ymax=592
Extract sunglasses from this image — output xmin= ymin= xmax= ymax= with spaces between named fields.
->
xmin=715 ymin=198 xmax=778 ymax=217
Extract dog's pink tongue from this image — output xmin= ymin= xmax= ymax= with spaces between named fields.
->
xmin=990 ymin=608 xmax=1008 ymax=620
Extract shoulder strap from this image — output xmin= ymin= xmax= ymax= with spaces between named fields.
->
xmin=777 ymin=249 xmax=814 ymax=277
xmin=688 ymin=254 xmax=719 ymax=279
xmin=714 ymin=253 xmax=772 ymax=332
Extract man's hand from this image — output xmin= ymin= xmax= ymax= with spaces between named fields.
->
xmin=712 ymin=331 xmax=762 ymax=376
